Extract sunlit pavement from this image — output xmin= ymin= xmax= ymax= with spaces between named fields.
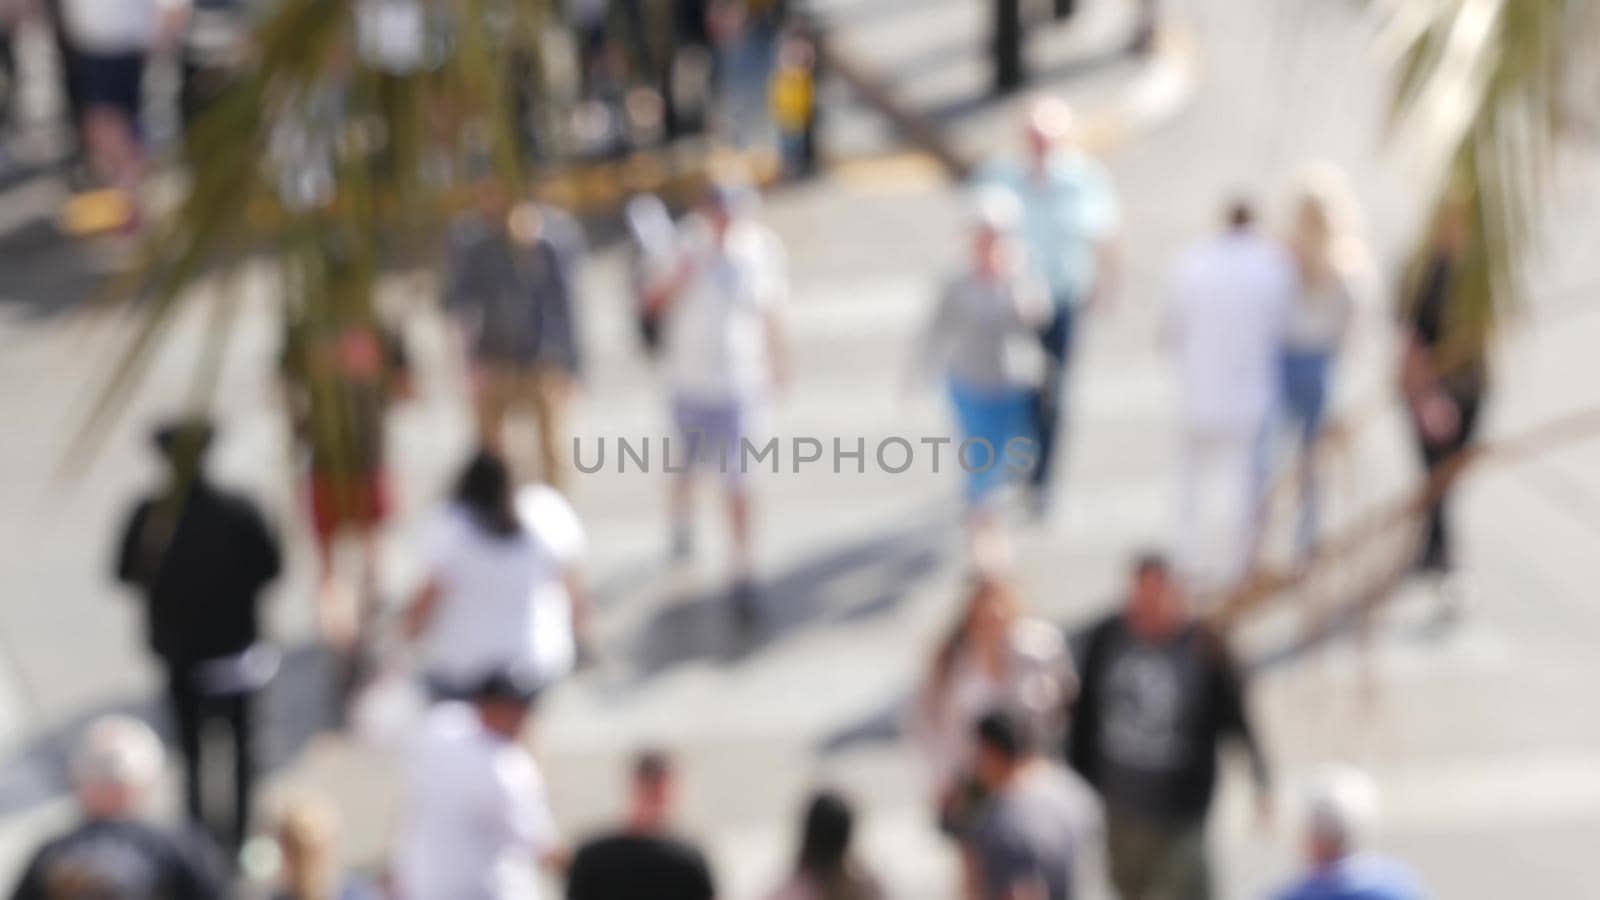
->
xmin=3 ymin=0 xmax=1600 ymax=896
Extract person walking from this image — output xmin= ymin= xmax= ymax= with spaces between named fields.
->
xmin=1278 ymin=164 xmax=1370 ymax=561
xmin=913 ymin=574 xmax=1073 ymax=839
xmin=918 ymin=189 xmax=1050 ymax=542
xmin=566 ymin=750 xmax=717 ymax=900
xmin=1400 ymin=194 xmax=1489 ymax=616
xmin=973 ymin=97 xmax=1121 ymax=519
xmin=271 ymin=797 xmax=379 ymax=900
xmin=1066 ymin=553 xmax=1271 ymax=900
xmin=404 ymin=449 xmax=589 ymax=698
xmin=1167 ymin=198 xmax=1295 ymax=587
xmin=10 ymin=716 xmax=224 ymax=899
xmin=444 ymin=180 xmax=587 ymax=489
xmin=1271 ymin=767 xmax=1424 ymax=900
xmin=392 ymin=666 xmax=567 ymax=900
xmin=967 ymin=710 xmax=1099 ymax=900
xmin=114 ymin=419 xmax=282 ymax=853
xmin=280 ymin=307 xmax=411 ymax=667
xmin=765 ymin=791 xmax=883 ymax=900
xmin=646 ymin=178 xmax=789 ymax=617
xmin=56 ymin=0 xmax=189 ymax=221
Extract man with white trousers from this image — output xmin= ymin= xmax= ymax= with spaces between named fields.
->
xmin=1166 ymin=199 xmax=1294 ymax=589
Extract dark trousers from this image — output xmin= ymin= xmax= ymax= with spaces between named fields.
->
xmin=1030 ymin=301 xmax=1078 ymax=492
xmin=167 ymin=669 xmax=255 ymax=851
xmin=1412 ymin=385 xmax=1483 ymax=572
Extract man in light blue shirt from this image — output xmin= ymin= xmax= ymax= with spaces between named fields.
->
xmin=1273 ymin=767 xmax=1426 ymax=900
xmin=973 ymin=97 xmax=1121 ymax=517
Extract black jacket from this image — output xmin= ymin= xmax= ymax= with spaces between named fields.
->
xmin=115 ymin=481 xmax=281 ymax=668
xmin=1066 ymin=613 xmax=1269 ymax=823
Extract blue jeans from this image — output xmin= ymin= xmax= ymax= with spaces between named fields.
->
xmin=1281 ymin=350 xmax=1332 ymax=553
xmin=949 ymin=379 xmax=1036 ymax=505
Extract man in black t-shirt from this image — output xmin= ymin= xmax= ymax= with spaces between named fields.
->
xmin=11 ymin=716 xmax=224 ymax=900
xmin=1067 ymin=553 xmax=1270 ymax=900
xmin=115 ymin=419 xmax=282 ymax=851
xmin=567 ymin=750 xmax=716 ymax=900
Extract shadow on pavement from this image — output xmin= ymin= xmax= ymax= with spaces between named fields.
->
xmin=0 ymin=642 xmax=342 ymax=818
xmin=618 ymin=509 xmax=956 ymax=688
xmin=922 ymin=49 xmax=1132 ymax=125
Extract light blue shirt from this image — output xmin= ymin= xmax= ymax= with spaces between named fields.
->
xmin=1274 ymin=854 xmax=1426 ymax=900
xmin=974 ymin=151 xmax=1120 ymax=306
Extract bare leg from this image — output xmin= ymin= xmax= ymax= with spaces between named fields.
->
xmin=727 ymin=487 xmax=752 ymax=581
xmin=670 ymin=471 xmax=695 ymax=561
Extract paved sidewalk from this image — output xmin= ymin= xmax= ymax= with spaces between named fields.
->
xmin=3 ymin=1 xmax=1600 ymax=898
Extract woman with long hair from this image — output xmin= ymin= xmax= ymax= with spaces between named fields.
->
xmin=1279 ymin=163 xmax=1373 ymax=558
xmin=911 ymin=574 xmax=1072 ymax=837
xmin=765 ymin=791 xmax=882 ymax=900
xmin=404 ymin=449 xmax=589 ymax=698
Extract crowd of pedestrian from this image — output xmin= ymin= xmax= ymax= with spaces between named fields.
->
xmin=4 ymin=5 xmax=1499 ymax=887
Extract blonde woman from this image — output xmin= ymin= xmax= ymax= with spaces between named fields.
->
xmin=912 ymin=574 xmax=1073 ymax=838
xmin=272 ymin=798 xmax=375 ymax=900
xmin=1280 ymin=164 xmax=1372 ymax=557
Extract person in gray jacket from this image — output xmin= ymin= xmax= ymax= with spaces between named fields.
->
xmin=444 ymin=179 xmax=587 ymax=489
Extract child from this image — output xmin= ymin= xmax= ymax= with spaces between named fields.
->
xmin=769 ymin=32 xmax=817 ymax=178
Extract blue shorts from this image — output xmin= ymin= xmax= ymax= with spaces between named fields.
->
xmin=671 ymin=394 xmax=752 ymax=484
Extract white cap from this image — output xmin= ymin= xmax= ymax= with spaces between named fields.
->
xmin=1305 ymin=765 xmax=1380 ymax=852
xmin=72 ymin=716 xmax=164 ymax=794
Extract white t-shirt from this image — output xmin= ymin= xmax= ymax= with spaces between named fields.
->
xmin=422 ymin=485 xmax=586 ymax=689
xmin=664 ymin=218 xmax=787 ymax=402
xmin=62 ymin=0 xmax=187 ymax=53
xmin=393 ymin=703 xmax=559 ymax=900
xmin=1167 ymin=232 xmax=1295 ymax=430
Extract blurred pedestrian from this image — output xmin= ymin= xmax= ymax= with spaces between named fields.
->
xmin=1067 ymin=552 xmax=1271 ymax=900
xmin=280 ymin=309 xmax=411 ymax=660
xmin=646 ymin=177 xmax=789 ymax=619
xmin=566 ymin=750 xmax=716 ymax=900
xmin=708 ymin=0 xmax=780 ymax=148
xmin=1400 ymin=193 xmax=1488 ymax=615
xmin=1271 ymin=766 xmax=1424 ymax=900
xmin=272 ymin=797 xmax=378 ymax=900
xmin=765 ymin=790 xmax=882 ymax=900
xmin=1166 ymin=198 xmax=1294 ymax=587
xmin=10 ymin=716 xmax=224 ymax=898
xmin=918 ymin=188 xmax=1049 ymax=541
xmin=392 ymin=666 xmax=567 ymax=900
xmin=1278 ymin=165 xmax=1369 ymax=561
xmin=404 ymin=449 xmax=589 ymax=699
xmin=967 ymin=710 xmax=1099 ymax=900
xmin=56 ymin=0 xmax=189 ymax=218
xmin=444 ymin=179 xmax=587 ymax=490
xmin=769 ymin=30 xmax=817 ymax=179
xmin=973 ymin=97 xmax=1121 ymax=519
xmin=913 ymin=574 xmax=1073 ymax=839
xmin=115 ymin=419 xmax=282 ymax=852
